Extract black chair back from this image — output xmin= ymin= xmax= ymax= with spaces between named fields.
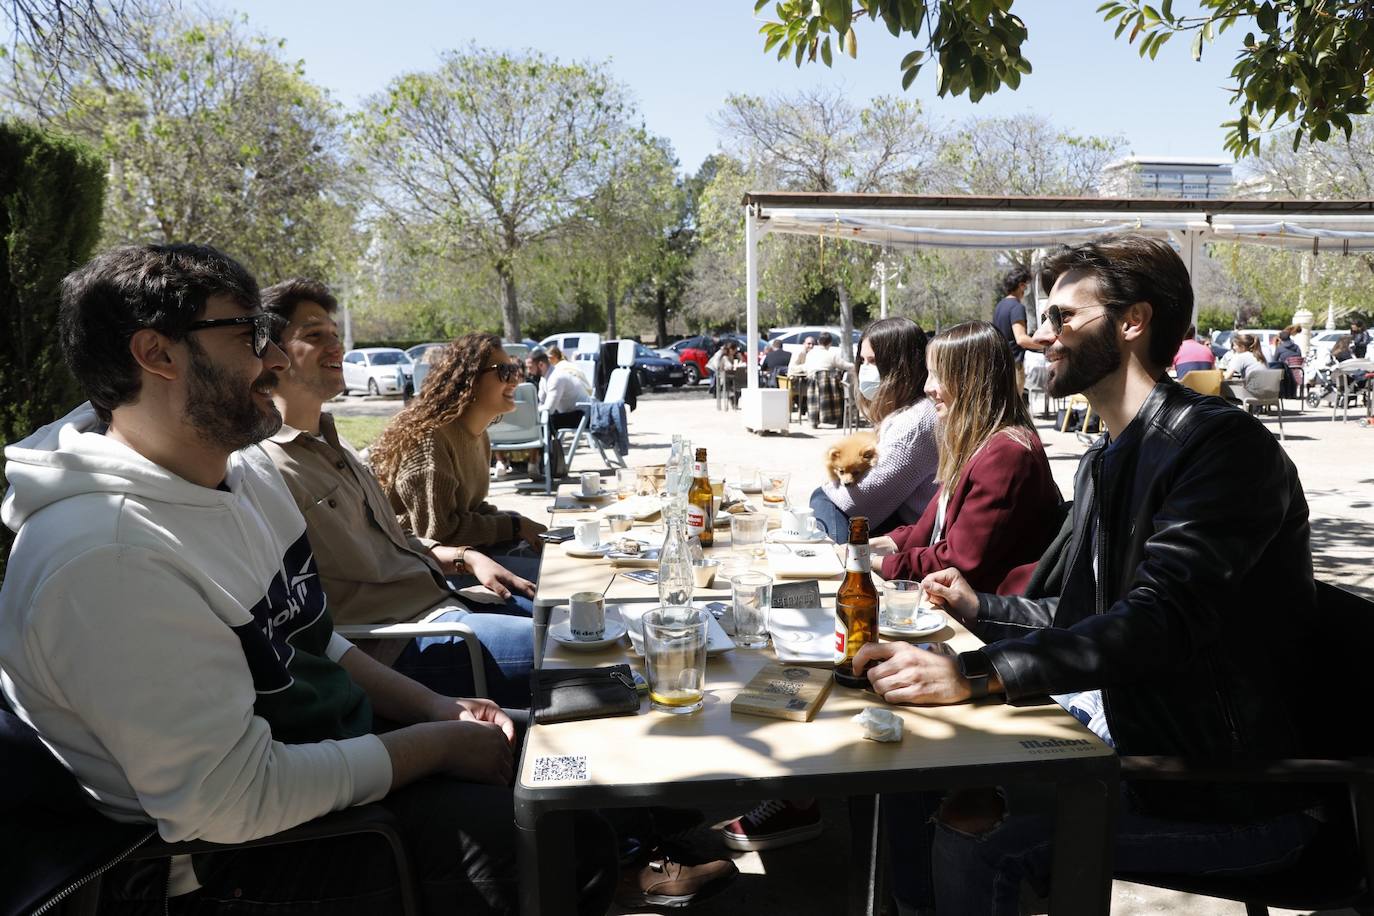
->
xmin=0 ymin=696 xmax=150 ymax=916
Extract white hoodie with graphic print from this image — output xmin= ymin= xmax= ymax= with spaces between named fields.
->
xmin=0 ymin=403 xmax=391 ymax=845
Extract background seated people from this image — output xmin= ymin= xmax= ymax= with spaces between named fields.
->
xmin=0 ymin=243 xmax=617 ymax=914
xmin=870 ymin=320 xmax=1061 ymax=596
xmin=537 ymin=344 xmax=590 ymax=478
xmin=810 ymin=317 xmax=939 ymax=539
xmin=857 ymin=236 xmax=1323 ymax=916
xmin=259 ymin=279 xmax=536 ymax=706
xmin=370 ymin=334 xmax=547 ymax=584
xmin=761 ymin=337 xmax=791 ymax=384
xmin=707 ymin=341 xmax=743 ymax=405
xmin=1224 ymin=332 xmax=1267 ymax=380
xmin=1171 ymin=323 xmax=1216 ymax=376
xmin=1268 ymin=325 xmax=1303 ymax=398
xmin=786 ymin=335 xmax=816 ymax=377
xmin=802 ymin=330 xmax=850 ymax=374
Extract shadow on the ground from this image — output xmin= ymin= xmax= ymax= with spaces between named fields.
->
xmin=1310 ymin=516 xmax=1374 ymax=598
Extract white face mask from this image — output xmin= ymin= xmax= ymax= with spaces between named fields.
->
xmin=858 ymin=362 xmax=881 ymax=399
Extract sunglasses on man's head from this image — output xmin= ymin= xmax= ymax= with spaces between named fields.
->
xmin=480 ymin=362 xmax=523 ymax=383
xmin=184 ymin=312 xmax=283 ymax=358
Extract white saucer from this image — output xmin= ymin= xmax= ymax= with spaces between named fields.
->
xmin=767 ymin=529 xmax=829 ymax=544
xmin=565 ymin=542 xmax=612 ymax=558
xmin=879 ymin=611 xmax=948 ymax=639
xmin=548 ymin=618 xmax=627 ymax=651
xmin=572 ymin=489 xmax=613 ymax=501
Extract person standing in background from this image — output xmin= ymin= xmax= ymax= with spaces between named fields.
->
xmin=991 ymin=265 xmax=1042 ymax=396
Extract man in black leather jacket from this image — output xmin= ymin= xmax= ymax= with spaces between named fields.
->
xmin=855 ymin=236 xmax=1321 ymax=914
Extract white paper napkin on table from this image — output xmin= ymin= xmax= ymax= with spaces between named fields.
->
xmin=767 ymin=605 xmax=834 ymax=664
xmin=766 ymin=542 xmax=843 ymax=579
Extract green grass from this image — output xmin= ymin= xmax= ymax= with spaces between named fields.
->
xmin=333 ymin=415 xmax=390 ymax=450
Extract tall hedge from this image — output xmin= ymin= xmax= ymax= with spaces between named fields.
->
xmin=1 ymin=120 xmax=107 ymax=578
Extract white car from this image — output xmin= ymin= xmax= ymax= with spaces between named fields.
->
xmin=768 ymin=326 xmax=862 ymax=355
xmin=342 ymin=347 xmax=413 ymax=397
xmin=538 ymin=332 xmax=601 ymax=360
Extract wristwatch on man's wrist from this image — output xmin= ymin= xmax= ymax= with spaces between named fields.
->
xmin=956 ymin=650 xmax=996 ymax=700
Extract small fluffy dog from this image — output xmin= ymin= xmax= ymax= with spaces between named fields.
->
xmin=824 ymin=432 xmax=878 ymax=486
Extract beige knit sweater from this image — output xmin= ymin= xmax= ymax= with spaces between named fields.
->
xmin=384 ymin=420 xmax=514 ymax=546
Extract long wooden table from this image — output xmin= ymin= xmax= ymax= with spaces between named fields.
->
xmin=517 ymin=519 xmax=1120 ymax=916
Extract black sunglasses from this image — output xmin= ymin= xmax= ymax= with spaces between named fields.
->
xmin=184 ymin=312 xmax=282 ymax=358
xmin=1043 ymin=305 xmax=1107 ymax=335
xmin=480 ymin=362 xmax=523 ymax=383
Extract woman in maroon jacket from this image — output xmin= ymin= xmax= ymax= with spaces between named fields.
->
xmin=871 ymin=320 xmax=1060 ymax=595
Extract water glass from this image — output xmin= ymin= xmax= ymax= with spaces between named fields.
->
xmin=616 ymin=467 xmax=639 ymax=500
xmin=730 ymin=513 xmax=768 ymax=560
xmin=881 ymin=579 xmax=924 ymax=629
xmin=730 ymin=571 xmax=773 ymax=649
xmin=761 ymin=469 xmax=790 ymax=506
xmin=643 ymin=606 xmax=708 ymax=714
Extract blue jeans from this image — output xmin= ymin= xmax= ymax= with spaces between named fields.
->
xmin=809 ymin=487 xmax=899 ymax=541
xmin=926 ymin=785 xmax=1319 ymax=914
xmin=393 ymin=608 xmax=534 ymax=708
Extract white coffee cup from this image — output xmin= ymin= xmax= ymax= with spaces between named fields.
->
xmin=580 ymin=471 xmax=601 ymax=497
xmin=574 ymin=519 xmax=601 ymax=549
xmin=781 ymin=506 xmax=817 ymax=537
xmin=569 ymin=591 xmax=606 ymax=641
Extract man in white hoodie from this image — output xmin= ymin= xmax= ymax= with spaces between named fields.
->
xmin=0 ymin=245 xmax=615 ymax=913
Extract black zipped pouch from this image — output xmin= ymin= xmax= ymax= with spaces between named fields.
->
xmin=531 ymin=665 xmax=641 ymax=724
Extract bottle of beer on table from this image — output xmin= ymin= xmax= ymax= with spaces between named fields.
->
xmin=834 ymin=516 xmax=878 ymax=688
xmin=686 ymin=447 xmax=714 ymax=547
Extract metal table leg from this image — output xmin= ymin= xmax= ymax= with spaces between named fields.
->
xmin=515 ymin=806 xmax=577 ymax=916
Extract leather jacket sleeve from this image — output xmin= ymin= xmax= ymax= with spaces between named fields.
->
xmin=983 ymin=409 xmax=1304 ymax=701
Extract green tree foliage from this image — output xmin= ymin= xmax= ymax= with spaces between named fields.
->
xmin=0 ymin=119 xmax=106 ymax=576
xmin=752 ymin=0 xmax=1374 ymax=156
xmin=3 ymin=3 xmax=361 ymax=283
xmin=711 ymin=86 xmax=938 ymax=356
xmin=354 ymin=46 xmax=629 ymax=341
xmin=567 ymin=130 xmax=680 ymax=340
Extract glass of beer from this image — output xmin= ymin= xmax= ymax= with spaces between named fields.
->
xmin=643 ymin=606 xmax=709 ymax=714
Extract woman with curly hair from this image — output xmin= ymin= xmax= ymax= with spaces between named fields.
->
xmin=371 ymin=334 xmax=547 ymax=582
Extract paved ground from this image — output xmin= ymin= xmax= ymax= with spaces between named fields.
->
xmin=333 ymin=384 xmax=1369 ymax=915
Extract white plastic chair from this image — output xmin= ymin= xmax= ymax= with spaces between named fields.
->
xmin=559 ymin=366 xmax=630 ymax=470
xmin=488 ymin=383 xmax=555 ymax=494
xmin=334 ymin=621 xmax=487 ymax=697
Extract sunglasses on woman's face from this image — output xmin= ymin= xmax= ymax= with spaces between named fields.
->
xmin=480 ymin=362 xmax=522 ymax=383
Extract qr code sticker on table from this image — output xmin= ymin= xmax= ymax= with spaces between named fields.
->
xmin=531 ymin=754 xmax=589 ymax=783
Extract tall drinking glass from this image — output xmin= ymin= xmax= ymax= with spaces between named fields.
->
xmin=643 ymin=607 xmax=709 ymax=714
xmin=729 ymin=571 xmax=773 ymax=649
xmin=730 ymin=513 xmax=768 ymax=561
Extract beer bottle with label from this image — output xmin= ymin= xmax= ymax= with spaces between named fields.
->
xmin=685 ymin=447 xmax=714 ymax=547
xmin=834 ymin=516 xmax=878 ymax=688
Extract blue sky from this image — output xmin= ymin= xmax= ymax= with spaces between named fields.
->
xmin=218 ymin=1 xmax=1248 ymax=176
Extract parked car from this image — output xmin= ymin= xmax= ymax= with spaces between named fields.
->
xmin=656 ymin=335 xmax=714 ymax=385
xmin=768 ymin=326 xmax=863 ymax=355
xmin=572 ymin=340 xmax=687 ymax=391
xmin=537 ymin=331 xmax=601 ymax=360
xmin=342 ymin=347 xmax=413 ymax=397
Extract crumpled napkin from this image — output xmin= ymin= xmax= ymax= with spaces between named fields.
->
xmin=853 ymin=708 xmax=903 ymax=742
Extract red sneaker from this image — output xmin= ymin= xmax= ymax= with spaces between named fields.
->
xmin=721 ymin=799 xmax=822 ymax=851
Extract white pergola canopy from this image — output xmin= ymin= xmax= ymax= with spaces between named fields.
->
xmin=738 ymin=192 xmax=1374 ymax=394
